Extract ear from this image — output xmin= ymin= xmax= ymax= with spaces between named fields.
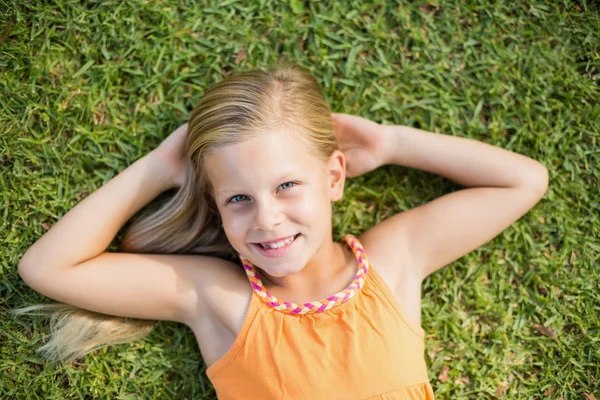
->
xmin=327 ymin=150 xmax=346 ymax=202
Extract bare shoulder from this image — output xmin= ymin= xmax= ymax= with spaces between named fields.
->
xmin=187 ymin=254 xmax=253 ymax=332
xmin=358 ymin=224 xmax=424 ymax=327
xmin=358 ymin=221 xmax=413 ymax=293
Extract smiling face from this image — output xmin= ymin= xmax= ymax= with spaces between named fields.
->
xmin=204 ymin=129 xmax=345 ymax=278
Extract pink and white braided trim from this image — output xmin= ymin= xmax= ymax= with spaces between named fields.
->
xmin=240 ymin=234 xmax=370 ymax=315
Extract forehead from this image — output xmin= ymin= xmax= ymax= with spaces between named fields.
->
xmin=204 ymin=130 xmax=323 ymax=193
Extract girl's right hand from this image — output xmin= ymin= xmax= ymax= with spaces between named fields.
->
xmin=150 ymin=123 xmax=191 ymax=188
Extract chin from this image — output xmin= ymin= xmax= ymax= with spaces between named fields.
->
xmin=252 ymin=257 xmax=306 ymax=277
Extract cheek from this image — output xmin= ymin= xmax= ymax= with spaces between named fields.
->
xmin=221 ymin=210 xmax=249 ymax=238
xmin=289 ymin=188 xmax=330 ymax=222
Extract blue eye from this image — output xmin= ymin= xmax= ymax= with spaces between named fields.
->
xmin=280 ymin=182 xmax=297 ymax=190
xmin=229 ymin=194 xmax=249 ymax=204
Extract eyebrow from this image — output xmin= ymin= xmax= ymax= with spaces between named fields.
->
xmin=216 ymin=172 xmax=296 ymax=195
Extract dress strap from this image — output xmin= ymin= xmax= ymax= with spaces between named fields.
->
xmin=239 ymin=235 xmax=370 ymax=315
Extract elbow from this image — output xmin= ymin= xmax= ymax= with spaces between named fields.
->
xmin=18 ymin=258 xmax=36 ymax=286
xmin=533 ymin=163 xmax=549 ymax=196
xmin=18 ymin=253 xmax=70 ymax=292
xmin=520 ymin=161 xmax=549 ymax=197
xmin=17 ymin=253 xmax=44 ymax=287
xmin=524 ymin=164 xmax=549 ymax=207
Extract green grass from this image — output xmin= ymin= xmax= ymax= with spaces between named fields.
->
xmin=1 ymin=0 xmax=599 ymax=398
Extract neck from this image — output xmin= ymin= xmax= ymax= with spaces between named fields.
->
xmin=257 ymin=235 xmax=357 ymax=303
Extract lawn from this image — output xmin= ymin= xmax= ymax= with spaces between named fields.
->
xmin=1 ymin=0 xmax=599 ymax=398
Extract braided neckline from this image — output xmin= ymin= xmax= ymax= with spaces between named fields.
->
xmin=239 ymin=234 xmax=370 ymax=315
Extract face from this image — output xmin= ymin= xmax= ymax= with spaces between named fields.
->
xmin=204 ymin=130 xmax=345 ymax=277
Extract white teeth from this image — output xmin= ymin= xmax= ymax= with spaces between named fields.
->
xmin=260 ymin=235 xmax=296 ymax=249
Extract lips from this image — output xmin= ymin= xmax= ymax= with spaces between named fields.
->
xmin=251 ymin=234 xmax=301 ymax=259
xmin=256 ymin=234 xmax=297 ymax=246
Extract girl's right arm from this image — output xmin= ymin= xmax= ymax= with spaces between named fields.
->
xmin=18 ymin=150 xmax=233 ymax=327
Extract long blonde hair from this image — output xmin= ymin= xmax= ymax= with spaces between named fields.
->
xmin=11 ymin=62 xmax=338 ymax=364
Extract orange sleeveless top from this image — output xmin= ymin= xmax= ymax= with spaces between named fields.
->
xmin=206 ymin=235 xmax=435 ymax=400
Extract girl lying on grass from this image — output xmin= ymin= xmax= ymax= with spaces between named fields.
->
xmin=15 ymin=63 xmax=548 ymax=399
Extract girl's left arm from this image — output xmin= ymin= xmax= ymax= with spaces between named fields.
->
xmin=361 ymin=124 xmax=548 ymax=282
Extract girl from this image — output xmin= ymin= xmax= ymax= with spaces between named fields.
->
xmin=15 ymin=63 xmax=548 ymax=399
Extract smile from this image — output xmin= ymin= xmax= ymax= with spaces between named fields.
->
xmin=257 ymin=234 xmax=299 ymax=249
xmin=251 ymin=234 xmax=301 ymax=258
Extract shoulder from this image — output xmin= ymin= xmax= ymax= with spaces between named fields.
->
xmin=357 ymin=223 xmax=416 ymax=294
xmin=357 ymin=227 xmax=424 ymax=327
xmin=185 ymin=255 xmax=253 ymax=331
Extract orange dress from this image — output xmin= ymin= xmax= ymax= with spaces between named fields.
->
xmin=206 ymin=235 xmax=435 ymax=400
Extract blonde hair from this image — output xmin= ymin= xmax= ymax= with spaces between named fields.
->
xmin=11 ymin=62 xmax=338 ymax=364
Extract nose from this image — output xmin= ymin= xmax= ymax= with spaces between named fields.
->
xmin=253 ymin=197 xmax=285 ymax=231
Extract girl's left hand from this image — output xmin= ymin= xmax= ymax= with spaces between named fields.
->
xmin=331 ymin=113 xmax=390 ymax=178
